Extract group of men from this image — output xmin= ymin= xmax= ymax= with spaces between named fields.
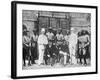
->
xmin=23 ymin=25 xmax=90 ymax=67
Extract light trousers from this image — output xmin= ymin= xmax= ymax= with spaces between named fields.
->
xmin=38 ymin=45 xmax=45 ymax=65
xmin=59 ymin=51 xmax=67 ymax=65
xmin=69 ymin=44 xmax=77 ymax=64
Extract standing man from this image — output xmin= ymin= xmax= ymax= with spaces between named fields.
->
xmin=46 ymin=28 xmax=54 ymax=41
xmin=31 ymin=31 xmax=38 ymax=64
xmin=69 ymin=28 xmax=78 ymax=65
xmin=56 ymin=30 xmax=64 ymax=42
xmin=23 ymin=30 xmax=31 ymax=66
xmin=56 ymin=30 xmax=64 ymax=62
xmin=78 ymin=30 xmax=90 ymax=65
xmin=64 ymin=30 xmax=70 ymax=63
xmin=37 ymin=28 xmax=48 ymax=65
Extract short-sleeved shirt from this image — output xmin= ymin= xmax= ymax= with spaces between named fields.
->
xmin=56 ymin=33 xmax=64 ymax=41
xmin=46 ymin=32 xmax=54 ymax=40
xmin=64 ymin=35 xmax=69 ymax=42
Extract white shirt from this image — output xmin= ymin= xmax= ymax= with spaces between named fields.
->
xmin=64 ymin=35 xmax=69 ymax=42
xmin=69 ymin=33 xmax=77 ymax=45
xmin=38 ymin=34 xmax=48 ymax=45
xmin=46 ymin=32 xmax=54 ymax=40
xmin=56 ymin=33 xmax=64 ymax=40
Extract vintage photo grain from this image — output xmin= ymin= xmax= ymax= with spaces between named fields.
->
xmin=22 ymin=10 xmax=91 ymax=70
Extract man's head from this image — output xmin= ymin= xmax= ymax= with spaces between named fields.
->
xmin=70 ymin=27 xmax=75 ymax=33
xmin=23 ymin=24 xmax=27 ymax=32
xmin=48 ymin=27 xmax=52 ymax=33
xmin=41 ymin=28 xmax=45 ymax=34
xmin=66 ymin=30 xmax=69 ymax=35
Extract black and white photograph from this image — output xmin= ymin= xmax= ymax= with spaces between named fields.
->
xmin=22 ymin=10 xmax=91 ymax=69
xmin=11 ymin=1 xmax=97 ymax=79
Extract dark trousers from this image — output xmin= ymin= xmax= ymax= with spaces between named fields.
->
xmin=31 ymin=47 xmax=36 ymax=64
xmin=23 ymin=46 xmax=29 ymax=66
xmin=79 ymin=48 xmax=87 ymax=65
xmin=31 ymin=43 xmax=38 ymax=64
xmin=44 ymin=55 xmax=50 ymax=65
xmin=23 ymin=48 xmax=26 ymax=66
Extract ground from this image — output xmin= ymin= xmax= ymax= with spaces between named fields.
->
xmin=23 ymin=60 xmax=90 ymax=70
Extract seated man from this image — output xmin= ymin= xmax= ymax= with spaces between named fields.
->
xmin=59 ymin=41 xmax=70 ymax=65
xmin=51 ymin=42 xmax=59 ymax=66
xmin=44 ymin=41 xmax=58 ymax=66
xmin=44 ymin=42 xmax=52 ymax=65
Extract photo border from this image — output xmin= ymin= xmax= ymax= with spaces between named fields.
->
xmin=11 ymin=1 xmax=98 ymax=79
